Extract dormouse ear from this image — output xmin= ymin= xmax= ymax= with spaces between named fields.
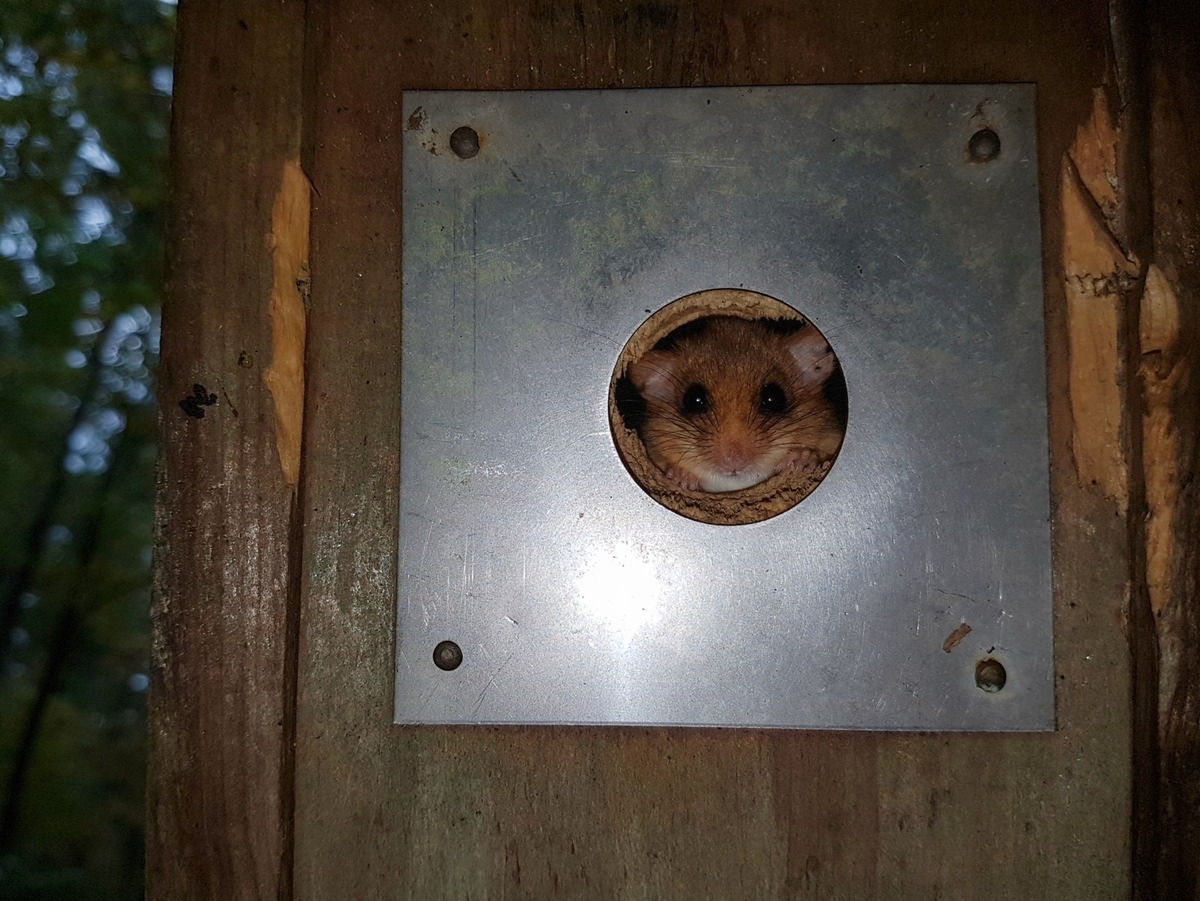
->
xmin=629 ymin=350 xmax=680 ymax=404
xmin=785 ymin=323 xmax=837 ymax=389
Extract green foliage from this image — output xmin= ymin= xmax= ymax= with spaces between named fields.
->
xmin=0 ymin=1 xmax=173 ymax=897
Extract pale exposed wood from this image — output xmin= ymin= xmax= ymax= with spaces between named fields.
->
xmin=265 ymin=159 xmax=312 ymax=489
xmin=1140 ymin=264 xmax=1185 ymax=618
xmin=149 ymin=0 xmax=307 ymax=897
xmin=1061 ymin=92 xmax=1140 ymax=513
xmin=1070 ymin=89 xmax=1123 ymax=222
xmin=292 ymin=1 xmax=1135 ymax=899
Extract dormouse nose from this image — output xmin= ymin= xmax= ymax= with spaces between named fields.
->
xmin=710 ymin=432 xmax=758 ymax=473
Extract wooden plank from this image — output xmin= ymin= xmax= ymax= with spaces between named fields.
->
xmin=1142 ymin=0 xmax=1200 ymax=895
xmin=149 ymin=1 xmax=308 ymax=897
xmin=294 ymin=1 xmax=1135 ymax=898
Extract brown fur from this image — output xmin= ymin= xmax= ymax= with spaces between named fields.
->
xmin=629 ymin=316 xmax=844 ymax=493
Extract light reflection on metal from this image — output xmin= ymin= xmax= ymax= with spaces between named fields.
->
xmin=575 ymin=542 xmax=663 ymax=648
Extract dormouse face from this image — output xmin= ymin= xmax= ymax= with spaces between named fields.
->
xmin=629 ymin=316 xmax=842 ymax=492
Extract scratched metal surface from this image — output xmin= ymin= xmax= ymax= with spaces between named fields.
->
xmin=397 ymin=85 xmax=1051 ymax=729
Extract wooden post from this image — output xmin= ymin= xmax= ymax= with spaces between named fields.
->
xmin=150 ymin=0 xmax=1200 ymax=897
xmin=149 ymin=1 xmax=307 ymax=897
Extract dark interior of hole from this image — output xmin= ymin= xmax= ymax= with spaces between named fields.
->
xmin=651 ymin=316 xmax=710 ymax=351
xmin=758 ymin=316 xmax=806 ymax=336
xmin=823 ymin=365 xmax=849 ymax=429
xmin=613 ymin=374 xmax=646 ymax=432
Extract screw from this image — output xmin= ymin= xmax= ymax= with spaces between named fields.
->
xmin=433 ymin=640 xmax=463 ymax=671
xmin=968 ymin=128 xmax=1001 ymax=163
xmin=975 ymin=658 xmax=1007 ymax=692
xmin=450 ymin=126 xmax=480 ymax=159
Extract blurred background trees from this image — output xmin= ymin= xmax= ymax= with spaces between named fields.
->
xmin=0 ymin=1 xmax=174 ymax=896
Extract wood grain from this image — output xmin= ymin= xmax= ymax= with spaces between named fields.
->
xmin=1143 ymin=0 xmax=1200 ymax=894
xmin=149 ymin=1 xmax=307 ymax=897
xmin=292 ymin=1 xmax=1135 ymax=899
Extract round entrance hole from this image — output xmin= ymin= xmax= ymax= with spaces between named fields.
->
xmin=609 ymin=289 xmax=848 ymax=525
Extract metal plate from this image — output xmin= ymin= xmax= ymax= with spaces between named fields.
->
xmin=397 ymin=85 xmax=1051 ymax=730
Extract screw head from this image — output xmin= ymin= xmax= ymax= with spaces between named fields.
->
xmin=968 ymin=128 xmax=1001 ymax=163
xmin=975 ymin=657 xmax=1007 ymax=692
xmin=450 ymin=126 xmax=480 ymax=159
xmin=433 ymin=640 xmax=463 ymax=671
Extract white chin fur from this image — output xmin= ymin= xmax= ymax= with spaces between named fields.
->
xmin=698 ymin=469 xmax=770 ymax=493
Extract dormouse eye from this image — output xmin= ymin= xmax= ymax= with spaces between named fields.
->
xmin=759 ymin=382 xmax=788 ymax=415
xmin=680 ymin=383 xmax=709 ymax=415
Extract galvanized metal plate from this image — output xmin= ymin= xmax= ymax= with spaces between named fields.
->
xmin=398 ymin=85 xmax=1051 ymax=730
